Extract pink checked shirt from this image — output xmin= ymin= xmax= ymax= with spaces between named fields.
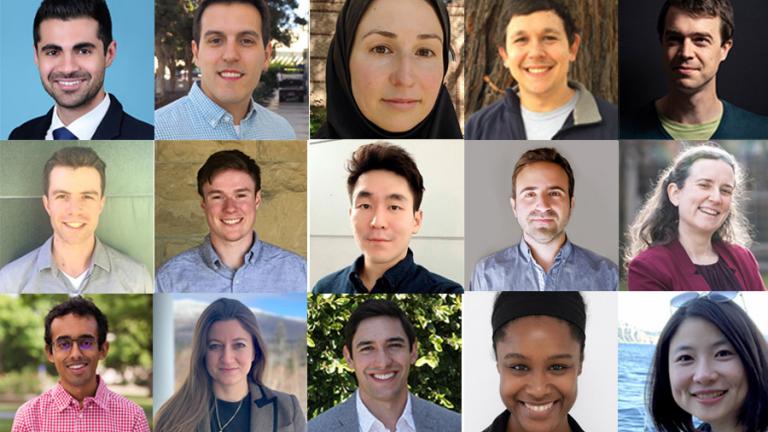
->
xmin=11 ymin=377 xmax=150 ymax=432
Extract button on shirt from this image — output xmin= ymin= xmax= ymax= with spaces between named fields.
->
xmin=312 ymin=249 xmax=463 ymax=294
xmin=471 ymin=239 xmax=618 ymax=291
xmin=356 ymin=391 xmax=416 ymax=432
xmin=156 ymin=232 xmax=306 ymax=292
xmin=11 ymin=378 xmax=150 ymax=432
xmin=0 ymin=237 xmax=153 ymax=294
xmin=154 ymin=82 xmax=296 ymax=140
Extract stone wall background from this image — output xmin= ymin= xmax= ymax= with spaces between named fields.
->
xmin=155 ymin=141 xmax=307 ymax=269
xmin=310 ymin=0 xmax=465 ymax=127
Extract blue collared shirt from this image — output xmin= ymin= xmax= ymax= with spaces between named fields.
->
xmin=470 ymin=239 xmax=618 ymax=291
xmin=155 ymin=233 xmax=306 ymax=292
xmin=154 ymin=82 xmax=296 ymax=140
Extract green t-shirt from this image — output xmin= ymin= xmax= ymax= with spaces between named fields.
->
xmin=658 ymin=111 xmax=722 ymax=140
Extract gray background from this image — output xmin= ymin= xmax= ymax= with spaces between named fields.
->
xmin=465 ymin=141 xmax=619 ymax=287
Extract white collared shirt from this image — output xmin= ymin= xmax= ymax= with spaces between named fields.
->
xmin=356 ymin=390 xmax=416 ymax=432
xmin=45 ymin=92 xmax=111 ymax=140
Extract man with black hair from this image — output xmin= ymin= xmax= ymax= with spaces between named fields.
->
xmin=11 ymin=297 xmax=150 ymax=432
xmin=9 ymin=0 xmax=152 ymax=140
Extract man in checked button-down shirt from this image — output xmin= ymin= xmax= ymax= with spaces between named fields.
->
xmin=11 ymin=297 xmax=150 ymax=432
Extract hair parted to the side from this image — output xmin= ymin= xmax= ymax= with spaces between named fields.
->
xmin=657 ymin=0 xmax=734 ymax=44
xmin=154 ymin=298 xmax=268 ymax=432
xmin=193 ymin=0 xmax=271 ymax=48
xmin=43 ymin=146 xmax=107 ymax=196
xmin=346 ymin=142 xmax=425 ymax=211
xmin=344 ymin=298 xmax=417 ymax=359
xmin=511 ymin=147 xmax=575 ymax=200
xmin=624 ymin=143 xmax=751 ymax=266
xmin=196 ymin=149 xmax=262 ymax=197
xmin=44 ymin=296 xmax=108 ymax=353
xmin=497 ymin=0 xmax=579 ymax=47
xmin=33 ymin=0 xmax=113 ymax=54
xmin=647 ymin=297 xmax=768 ymax=432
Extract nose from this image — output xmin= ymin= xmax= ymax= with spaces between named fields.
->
xmin=389 ymin=53 xmax=415 ymax=87
xmin=222 ymin=345 xmax=236 ymax=362
xmin=222 ymin=40 xmax=240 ymax=63
xmin=708 ymin=188 xmax=723 ymax=203
xmin=370 ymin=206 xmax=388 ymax=229
xmin=535 ymin=194 xmax=552 ymax=211
xmin=693 ymin=359 xmax=718 ymax=384
xmin=57 ymin=52 xmax=79 ymax=74
xmin=679 ymin=38 xmax=695 ymax=59
xmin=525 ymin=369 xmax=550 ymax=399
xmin=68 ymin=341 xmax=84 ymax=359
xmin=528 ymin=38 xmax=546 ymax=58
xmin=223 ymin=196 xmax=237 ymax=212
xmin=372 ymin=348 xmax=392 ymax=368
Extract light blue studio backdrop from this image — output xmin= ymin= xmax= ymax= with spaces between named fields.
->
xmin=0 ymin=0 xmax=154 ymax=137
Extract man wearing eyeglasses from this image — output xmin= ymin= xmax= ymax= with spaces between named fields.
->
xmin=11 ymin=297 xmax=150 ymax=432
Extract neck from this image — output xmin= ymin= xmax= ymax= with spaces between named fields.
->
xmin=52 ymin=235 xmax=96 ymax=277
xmin=677 ymin=227 xmax=717 ymax=265
xmin=519 ymin=82 xmax=575 ymax=112
xmin=213 ymin=380 xmax=249 ymax=402
xmin=523 ymin=233 xmax=567 ymax=272
xmin=63 ymin=375 xmax=99 ymax=408
xmin=658 ymin=85 xmax=721 ymax=124
xmin=200 ymin=83 xmax=249 ymax=125
xmin=210 ymin=233 xmax=254 ymax=270
xmin=359 ymin=390 xmax=407 ymax=432
xmin=57 ymin=90 xmax=106 ymax=125
xmin=360 ymin=251 xmax=406 ymax=291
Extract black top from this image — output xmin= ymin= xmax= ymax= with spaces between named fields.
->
xmin=312 ymin=249 xmax=463 ymax=293
xmin=482 ymin=410 xmax=585 ymax=432
xmin=210 ymin=394 xmax=251 ymax=432
xmin=695 ymin=258 xmax=744 ymax=291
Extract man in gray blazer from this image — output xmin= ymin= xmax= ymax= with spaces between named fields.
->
xmin=308 ymin=299 xmax=460 ymax=432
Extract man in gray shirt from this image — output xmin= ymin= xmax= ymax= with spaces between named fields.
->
xmin=471 ymin=148 xmax=617 ymax=291
xmin=156 ymin=150 xmax=306 ymax=292
xmin=0 ymin=147 xmax=152 ymax=293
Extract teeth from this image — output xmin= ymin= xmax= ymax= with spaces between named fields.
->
xmin=222 ymin=218 xmax=242 ymax=225
xmin=699 ymin=208 xmax=720 ymax=216
xmin=69 ymin=364 xmax=86 ymax=370
xmin=525 ymin=402 xmax=554 ymax=412
xmin=696 ymin=391 xmax=725 ymax=398
xmin=373 ymin=373 xmax=395 ymax=380
xmin=59 ymin=81 xmax=80 ymax=86
xmin=220 ymin=72 xmax=243 ymax=78
xmin=527 ymin=67 xmax=549 ymax=74
xmin=64 ymin=222 xmax=85 ymax=228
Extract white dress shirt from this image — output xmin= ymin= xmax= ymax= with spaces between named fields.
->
xmin=45 ymin=92 xmax=111 ymax=140
xmin=356 ymin=390 xmax=416 ymax=432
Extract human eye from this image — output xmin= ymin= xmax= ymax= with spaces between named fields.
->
xmin=234 ymin=342 xmax=248 ymax=349
xmin=356 ymin=202 xmax=371 ymax=209
xmin=523 ymin=191 xmax=536 ymax=199
xmin=549 ymin=190 xmax=563 ymax=197
xmin=43 ymin=48 xmax=60 ymax=56
xmin=388 ymin=204 xmax=403 ymax=211
xmin=371 ymin=45 xmax=393 ymax=55
xmin=77 ymin=47 xmax=92 ymax=55
xmin=508 ymin=364 xmax=529 ymax=372
xmin=78 ymin=337 xmax=96 ymax=350
xmin=416 ymin=47 xmax=436 ymax=58
xmin=513 ymin=36 xmax=528 ymax=44
xmin=720 ymin=187 xmax=733 ymax=196
xmin=549 ymin=363 xmax=571 ymax=373
xmin=715 ymin=349 xmax=734 ymax=359
xmin=673 ymin=353 xmax=694 ymax=363
xmin=56 ymin=338 xmax=73 ymax=351
xmin=207 ymin=342 xmax=223 ymax=351
xmin=207 ymin=36 xmax=223 ymax=46
xmin=240 ymin=37 xmax=256 ymax=46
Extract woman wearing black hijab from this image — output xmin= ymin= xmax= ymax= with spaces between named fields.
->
xmin=314 ymin=0 xmax=463 ymax=139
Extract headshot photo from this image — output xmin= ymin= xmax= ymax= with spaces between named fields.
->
xmin=307 ymin=295 xmax=461 ymax=432
xmin=463 ymin=291 xmax=618 ymax=431
xmin=618 ymin=291 xmax=768 ymax=431
xmin=309 ymin=0 xmax=464 ymax=139
xmin=155 ymin=140 xmax=306 ymax=293
xmin=0 ymin=142 xmax=154 ymax=294
xmin=154 ymin=0 xmax=309 ymax=140
xmin=0 ymin=294 xmax=153 ymax=431
xmin=464 ymin=0 xmax=618 ymax=140
xmin=0 ymin=0 xmax=154 ymax=140
xmin=620 ymin=0 xmax=768 ymax=139
xmin=153 ymin=293 xmax=307 ymax=432
xmin=466 ymin=141 xmax=619 ymax=291
xmin=309 ymin=140 xmax=464 ymax=293
xmin=622 ymin=141 xmax=768 ymax=291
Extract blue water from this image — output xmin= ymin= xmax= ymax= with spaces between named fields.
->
xmin=618 ymin=343 xmax=656 ymax=432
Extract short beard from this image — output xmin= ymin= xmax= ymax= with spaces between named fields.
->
xmin=42 ymin=72 xmax=104 ymax=110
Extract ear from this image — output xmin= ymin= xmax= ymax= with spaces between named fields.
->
xmin=104 ymin=40 xmax=117 ymax=68
xmin=498 ymin=46 xmax=509 ymax=63
xmin=569 ymin=33 xmax=582 ymax=61
xmin=409 ymin=340 xmax=419 ymax=364
xmin=720 ymin=39 xmax=733 ymax=61
xmin=570 ymin=196 xmax=575 ymax=210
xmin=263 ymin=42 xmax=273 ymax=71
xmin=200 ymin=197 xmax=207 ymax=211
xmin=412 ymin=209 xmax=423 ymax=234
xmin=43 ymin=195 xmax=51 ymax=216
xmin=99 ymin=341 xmax=109 ymax=360
xmin=97 ymin=194 xmax=106 ymax=216
xmin=577 ymin=359 xmax=583 ymax=376
xmin=667 ymin=182 xmax=680 ymax=207
xmin=343 ymin=345 xmax=354 ymax=369
xmin=191 ymin=40 xmax=199 ymax=66
xmin=45 ymin=346 xmax=54 ymax=363
xmin=254 ymin=190 xmax=262 ymax=210
xmin=510 ymin=197 xmax=518 ymax=218
xmin=34 ymin=44 xmax=40 ymax=66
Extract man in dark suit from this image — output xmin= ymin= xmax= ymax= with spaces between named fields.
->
xmin=9 ymin=0 xmax=152 ymax=140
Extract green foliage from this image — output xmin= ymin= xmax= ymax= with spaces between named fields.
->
xmin=0 ymin=370 xmax=41 ymax=395
xmin=309 ymin=104 xmax=326 ymax=136
xmin=307 ymin=294 xmax=461 ymax=418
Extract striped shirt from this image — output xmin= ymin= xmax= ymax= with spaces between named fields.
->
xmin=11 ymin=379 xmax=150 ymax=432
xmin=154 ymin=82 xmax=295 ymax=140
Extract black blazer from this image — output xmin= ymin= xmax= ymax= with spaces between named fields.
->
xmin=8 ymin=94 xmax=153 ymax=140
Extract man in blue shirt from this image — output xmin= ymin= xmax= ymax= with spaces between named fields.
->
xmin=312 ymin=143 xmax=462 ymax=294
xmin=471 ymin=148 xmax=617 ymax=291
xmin=154 ymin=0 xmax=295 ymax=140
xmin=156 ymin=150 xmax=306 ymax=292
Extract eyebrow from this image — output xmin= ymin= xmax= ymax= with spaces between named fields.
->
xmin=672 ymin=339 xmax=730 ymax=354
xmin=49 ymin=189 xmax=101 ymax=196
xmin=519 ymin=185 xmax=566 ymax=193
xmin=361 ymin=29 xmax=443 ymax=43
xmin=355 ymin=336 xmax=406 ymax=349
xmin=503 ymin=352 xmax=574 ymax=361
xmin=354 ymin=190 xmax=408 ymax=202
xmin=39 ymin=42 xmax=97 ymax=51
xmin=664 ymin=30 xmax=713 ymax=39
xmin=203 ymin=30 xmax=261 ymax=39
xmin=510 ymin=27 xmax=563 ymax=37
xmin=205 ymin=187 xmax=254 ymax=195
xmin=694 ymin=177 xmax=734 ymax=188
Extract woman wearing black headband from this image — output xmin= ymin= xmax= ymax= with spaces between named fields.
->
xmin=484 ymin=292 xmax=587 ymax=432
xmin=314 ymin=0 xmax=463 ymax=139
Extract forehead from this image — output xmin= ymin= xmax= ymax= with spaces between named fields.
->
xmin=353 ymin=170 xmax=414 ymax=201
xmin=353 ymin=316 xmax=408 ymax=343
xmin=208 ymin=319 xmax=251 ymax=340
xmin=50 ymin=313 xmax=98 ymax=338
xmin=664 ymin=7 xmax=722 ymax=37
xmin=685 ymin=158 xmax=734 ymax=183
xmin=38 ymin=17 xmax=101 ymax=46
xmin=204 ymin=169 xmax=256 ymax=191
xmin=48 ymin=166 xmax=102 ymax=193
xmin=356 ymin=0 xmax=442 ymax=38
xmin=200 ymin=2 xmax=263 ymax=34
xmin=496 ymin=315 xmax=580 ymax=353
xmin=515 ymin=161 xmax=569 ymax=191
xmin=669 ymin=317 xmax=727 ymax=350
xmin=506 ymin=10 xmax=567 ymax=35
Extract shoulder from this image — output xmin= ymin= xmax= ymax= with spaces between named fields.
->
xmin=101 ymin=244 xmax=152 ymax=287
xmin=11 ymin=389 xmax=56 ymax=429
xmin=620 ymin=101 xmax=663 ymax=139
xmin=8 ymin=113 xmax=50 ymax=140
xmin=715 ymin=242 xmax=759 ymax=265
xmin=156 ymin=244 xmax=206 ymax=290
xmin=312 ymin=266 xmax=353 ymax=293
xmin=475 ymin=246 xmax=520 ymax=270
xmin=465 ymin=97 xmax=511 ymax=139
xmin=412 ymin=395 xmax=460 ymax=428
xmin=570 ymin=244 xmax=618 ymax=270
xmin=154 ymin=96 xmax=194 ymax=137
xmin=101 ymin=385 xmax=149 ymax=426
xmin=414 ymin=265 xmax=463 ymax=293
xmin=631 ymin=243 xmax=676 ymax=264
xmin=719 ymin=100 xmax=768 ymax=138
xmin=0 ymin=247 xmax=43 ymax=292
xmin=257 ymin=241 xmax=306 ymax=268
xmin=258 ymin=384 xmax=305 ymax=422
xmin=250 ymin=103 xmax=296 ymax=139
xmin=118 ymin=111 xmax=154 ymax=139
xmin=308 ymin=396 xmax=354 ymax=431
xmin=593 ymin=94 xmax=619 ymax=118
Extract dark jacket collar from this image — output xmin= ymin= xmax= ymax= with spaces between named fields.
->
xmin=349 ymin=249 xmax=417 ymax=293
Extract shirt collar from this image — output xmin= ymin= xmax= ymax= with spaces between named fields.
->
xmin=356 ymin=390 xmax=414 ymax=432
xmin=518 ymin=238 xmax=573 ymax=265
xmin=188 ymin=81 xmax=258 ymax=129
xmin=349 ymin=249 xmax=417 ymax=292
xmin=48 ymin=92 xmax=111 ymax=140
xmin=34 ymin=236 xmax=109 ymax=274
xmin=51 ymin=376 xmax=110 ymax=412
xmin=201 ymin=231 xmax=260 ymax=269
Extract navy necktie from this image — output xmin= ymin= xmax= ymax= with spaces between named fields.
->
xmin=53 ymin=127 xmax=78 ymax=140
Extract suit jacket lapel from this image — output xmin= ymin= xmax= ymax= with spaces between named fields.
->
xmin=251 ymin=382 xmax=277 ymax=432
xmin=92 ymin=94 xmax=123 ymax=139
xmin=338 ymin=393 xmax=359 ymax=431
xmin=412 ymin=395 xmax=436 ymax=432
xmin=34 ymin=108 xmax=55 ymax=139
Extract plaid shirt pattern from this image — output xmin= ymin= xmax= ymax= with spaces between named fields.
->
xmin=11 ymin=378 xmax=150 ymax=432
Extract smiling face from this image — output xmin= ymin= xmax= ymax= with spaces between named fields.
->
xmin=205 ymin=319 xmax=256 ymax=397
xmin=46 ymin=313 xmax=107 ymax=400
xmin=511 ymin=162 xmax=573 ymax=246
xmin=193 ymin=3 xmax=271 ymax=119
xmin=43 ymin=166 xmax=105 ymax=248
xmin=343 ymin=316 xmax=418 ymax=408
xmin=667 ymin=158 xmax=734 ymax=239
xmin=350 ymin=170 xmax=423 ymax=271
xmin=668 ymin=317 xmax=747 ymax=429
xmin=348 ymin=0 xmax=444 ymax=133
xmin=661 ymin=7 xmax=732 ymax=95
xmin=201 ymin=168 xmax=261 ymax=250
xmin=500 ymin=11 xmax=580 ymax=110
xmin=34 ymin=18 xmax=114 ymax=119
xmin=495 ymin=316 xmax=581 ymax=432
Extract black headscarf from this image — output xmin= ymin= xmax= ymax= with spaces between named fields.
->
xmin=315 ymin=0 xmax=463 ymax=139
